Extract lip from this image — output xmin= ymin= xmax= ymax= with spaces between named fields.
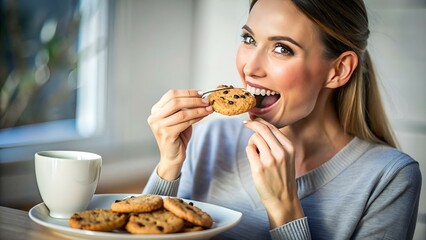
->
xmin=246 ymin=82 xmax=281 ymax=116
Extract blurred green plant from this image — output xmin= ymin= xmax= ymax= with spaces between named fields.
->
xmin=0 ymin=0 xmax=81 ymax=129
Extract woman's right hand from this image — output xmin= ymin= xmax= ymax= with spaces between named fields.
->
xmin=147 ymin=89 xmax=213 ymax=180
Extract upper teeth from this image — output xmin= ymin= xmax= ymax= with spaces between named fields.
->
xmin=246 ymin=85 xmax=279 ymax=96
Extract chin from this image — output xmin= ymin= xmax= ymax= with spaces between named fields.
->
xmin=248 ymin=105 xmax=288 ymax=128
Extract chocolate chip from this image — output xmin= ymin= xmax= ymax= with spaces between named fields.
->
xmin=233 ymin=95 xmax=240 ymax=99
xmin=114 ymin=200 xmax=122 ymax=203
xmin=137 ymin=222 xmax=145 ymax=227
xmin=228 ymin=100 xmax=234 ymax=105
xmin=223 ymin=90 xmax=229 ymax=94
xmin=185 ymin=206 xmax=196 ymax=213
xmin=189 ymin=202 xmax=194 ymax=206
xmin=157 ymin=226 xmax=164 ymax=231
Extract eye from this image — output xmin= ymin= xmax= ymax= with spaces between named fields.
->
xmin=240 ymin=33 xmax=256 ymax=46
xmin=273 ymin=43 xmax=293 ymax=56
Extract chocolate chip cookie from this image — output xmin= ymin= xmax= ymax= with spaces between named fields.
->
xmin=125 ymin=209 xmax=184 ymax=234
xmin=111 ymin=194 xmax=163 ymax=213
xmin=163 ymin=197 xmax=213 ymax=228
xmin=69 ymin=209 xmax=127 ymax=231
xmin=208 ymin=85 xmax=256 ymax=115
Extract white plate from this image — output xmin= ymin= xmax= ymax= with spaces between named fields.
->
xmin=29 ymin=194 xmax=242 ymax=240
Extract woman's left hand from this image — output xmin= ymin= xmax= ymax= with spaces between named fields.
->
xmin=244 ymin=118 xmax=304 ymax=228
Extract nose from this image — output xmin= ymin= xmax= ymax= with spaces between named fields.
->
xmin=243 ymin=48 xmax=267 ymax=79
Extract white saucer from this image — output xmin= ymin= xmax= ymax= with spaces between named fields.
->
xmin=29 ymin=194 xmax=242 ymax=240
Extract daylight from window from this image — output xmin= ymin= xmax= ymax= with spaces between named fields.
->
xmin=0 ymin=0 xmax=107 ymax=147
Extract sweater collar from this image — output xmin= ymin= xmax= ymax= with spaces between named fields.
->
xmin=296 ymin=137 xmax=372 ymax=199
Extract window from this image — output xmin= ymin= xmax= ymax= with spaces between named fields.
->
xmin=0 ymin=0 xmax=108 ymax=148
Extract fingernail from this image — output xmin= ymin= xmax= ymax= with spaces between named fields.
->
xmin=206 ymin=106 xmax=213 ymax=111
xmin=243 ymin=120 xmax=248 ymax=124
xmin=197 ymin=90 xmax=203 ymax=95
xmin=202 ymin=98 xmax=209 ymax=104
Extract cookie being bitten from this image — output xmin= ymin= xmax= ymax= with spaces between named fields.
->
xmin=207 ymin=85 xmax=256 ymax=116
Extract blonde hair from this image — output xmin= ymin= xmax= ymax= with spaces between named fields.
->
xmin=250 ymin=0 xmax=397 ymax=148
xmin=336 ymin=51 xmax=397 ymax=148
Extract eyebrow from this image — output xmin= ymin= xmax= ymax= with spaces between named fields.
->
xmin=242 ymin=25 xmax=304 ymax=50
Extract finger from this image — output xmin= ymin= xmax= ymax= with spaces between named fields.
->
xmin=253 ymin=118 xmax=294 ymax=154
xmin=158 ymin=97 xmax=210 ymax=119
xmin=248 ymin=132 xmax=276 ymax=166
xmin=156 ymin=116 xmax=205 ymax=144
xmin=148 ymin=105 xmax=211 ymax=134
xmin=244 ymin=119 xmax=294 ymax=160
xmin=160 ymin=107 xmax=213 ymax=128
xmin=148 ymin=99 xmax=212 ymax=126
xmin=246 ymin=137 xmax=281 ymax=198
xmin=249 ymin=119 xmax=296 ymax=179
xmin=244 ymin=119 xmax=282 ymax=152
xmin=246 ymin=138 xmax=262 ymax=173
xmin=151 ymin=97 xmax=210 ymax=123
xmin=151 ymin=89 xmax=203 ymax=114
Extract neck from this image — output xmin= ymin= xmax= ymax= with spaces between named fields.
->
xmin=281 ymin=91 xmax=353 ymax=177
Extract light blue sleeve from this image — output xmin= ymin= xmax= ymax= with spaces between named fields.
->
xmin=142 ymin=166 xmax=180 ymax=196
xmin=270 ymin=217 xmax=311 ymax=240
xmin=351 ymin=162 xmax=422 ymax=239
xmin=176 ymin=122 xmax=207 ymax=199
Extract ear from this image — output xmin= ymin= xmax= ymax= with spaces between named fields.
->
xmin=325 ymin=51 xmax=358 ymax=89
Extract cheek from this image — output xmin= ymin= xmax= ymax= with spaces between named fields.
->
xmin=270 ymin=64 xmax=306 ymax=90
xmin=275 ymin=59 xmax=326 ymax=93
xmin=236 ymin=47 xmax=246 ymax=80
xmin=275 ymin=63 xmax=323 ymax=116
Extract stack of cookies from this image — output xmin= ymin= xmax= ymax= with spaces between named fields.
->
xmin=69 ymin=194 xmax=214 ymax=234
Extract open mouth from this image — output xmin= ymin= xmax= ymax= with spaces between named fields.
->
xmin=246 ymin=85 xmax=281 ymax=109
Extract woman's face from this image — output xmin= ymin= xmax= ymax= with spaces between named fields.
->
xmin=236 ymin=0 xmax=333 ymax=127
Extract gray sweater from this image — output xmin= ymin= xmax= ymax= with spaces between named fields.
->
xmin=143 ymin=117 xmax=422 ymax=239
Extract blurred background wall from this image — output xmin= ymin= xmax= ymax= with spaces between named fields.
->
xmin=0 ymin=0 xmax=424 ymax=239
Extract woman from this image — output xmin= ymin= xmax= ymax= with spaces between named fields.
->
xmin=144 ymin=0 xmax=422 ymax=239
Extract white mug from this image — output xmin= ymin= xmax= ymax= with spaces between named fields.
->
xmin=35 ymin=151 xmax=102 ymax=218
